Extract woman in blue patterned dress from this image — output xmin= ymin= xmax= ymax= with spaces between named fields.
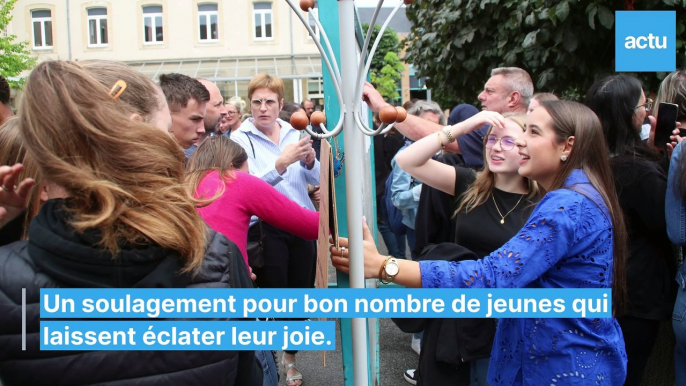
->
xmin=331 ymin=100 xmax=629 ymax=385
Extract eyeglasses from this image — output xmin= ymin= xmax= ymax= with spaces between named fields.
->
xmin=251 ymin=98 xmax=278 ymax=108
xmin=636 ymin=98 xmax=653 ymax=111
xmin=485 ymin=135 xmax=517 ymax=151
xmin=226 ymin=110 xmax=238 ymax=116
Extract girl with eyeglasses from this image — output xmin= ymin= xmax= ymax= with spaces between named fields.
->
xmin=388 ymin=110 xmax=540 ymax=385
xmin=586 ymin=74 xmax=677 ymax=386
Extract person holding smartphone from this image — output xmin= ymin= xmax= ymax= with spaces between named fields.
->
xmin=230 ymin=73 xmax=319 ymax=386
xmin=586 ymin=74 xmax=677 ymax=385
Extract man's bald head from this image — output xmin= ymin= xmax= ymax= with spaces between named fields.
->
xmin=197 ymin=79 xmax=226 ymax=131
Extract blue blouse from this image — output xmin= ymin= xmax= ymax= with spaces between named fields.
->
xmin=419 ymin=170 xmax=627 ymax=385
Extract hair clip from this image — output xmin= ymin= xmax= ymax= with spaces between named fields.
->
xmin=109 ymin=80 xmax=127 ymax=100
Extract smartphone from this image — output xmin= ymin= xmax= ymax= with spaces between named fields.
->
xmin=654 ymin=102 xmax=679 ymax=149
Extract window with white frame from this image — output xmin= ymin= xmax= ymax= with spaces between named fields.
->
xmin=307 ymin=2 xmax=319 ymax=40
xmin=198 ymin=3 xmax=219 ymax=42
xmin=307 ymin=78 xmax=323 ymax=98
xmin=31 ymin=9 xmax=53 ymax=49
xmin=142 ymin=5 xmax=164 ymax=44
xmin=87 ymin=8 xmax=108 ymax=47
xmin=253 ymin=2 xmax=272 ymax=40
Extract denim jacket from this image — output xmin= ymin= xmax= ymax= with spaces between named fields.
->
xmin=390 ymin=141 xmax=422 ymax=230
xmin=666 ymin=141 xmax=686 ymax=289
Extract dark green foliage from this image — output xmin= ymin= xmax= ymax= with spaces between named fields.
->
xmin=363 ymin=22 xmax=404 ymax=101
xmin=403 ymin=0 xmax=686 ymax=108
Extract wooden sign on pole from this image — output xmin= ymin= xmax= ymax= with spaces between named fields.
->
xmin=316 ymin=139 xmax=339 ymax=290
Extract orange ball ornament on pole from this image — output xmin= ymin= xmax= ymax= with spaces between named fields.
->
xmin=290 ymin=111 xmax=309 ymax=130
xmin=395 ymin=106 xmax=407 ymax=123
xmin=300 ymin=0 xmax=314 ymax=12
xmin=379 ymin=105 xmax=398 ymax=124
xmin=311 ymin=111 xmax=326 ymax=127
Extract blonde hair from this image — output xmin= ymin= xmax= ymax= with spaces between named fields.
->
xmin=185 ymin=135 xmax=248 ymax=205
xmin=19 ymin=60 xmax=208 ymax=273
xmin=654 ymin=70 xmax=686 ymax=122
xmin=0 ymin=117 xmax=42 ymax=239
xmin=248 ymin=73 xmax=284 ymax=101
xmin=226 ymin=96 xmax=246 ymax=114
xmin=455 ymin=113 xmax=539 ymax=214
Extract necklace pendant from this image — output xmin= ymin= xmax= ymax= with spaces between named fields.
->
xmin=500 ymin=219 xmax=505 ymax=224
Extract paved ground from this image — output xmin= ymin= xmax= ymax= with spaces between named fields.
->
xmin=275 ymin=232 xmax=418 ymax=386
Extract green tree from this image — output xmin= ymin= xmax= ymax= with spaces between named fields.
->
xmin=1 ymin=0 xmax=36 ymax=88
xmin=362 ymin=22 xmax=404 ymax=102
xmin=403 ymin=0 xmax=686 ymax=109
xmin=370 ymin=52 xmax=406 ymax=101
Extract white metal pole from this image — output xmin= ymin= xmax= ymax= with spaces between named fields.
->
xmin=338 ymin=1 xmax=369 ymax=385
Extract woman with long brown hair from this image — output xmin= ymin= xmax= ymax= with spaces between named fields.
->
xmin=393 ymin=110 xmax=539 ymax=385
xmin=186 ymin=134 xmax=319 ymax=272
xmin=0 ymin=60 xmax=262 ymax=385
xmin=331 ymin=100 xmax=629 ymax=385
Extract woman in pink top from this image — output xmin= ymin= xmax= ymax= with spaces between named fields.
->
xmin=186 ymin=136 xmax=319 ymax=272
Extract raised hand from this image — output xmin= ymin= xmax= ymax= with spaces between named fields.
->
xmin=361 ymin=82 xmax=387 ymax=113
xmin=276 ymin=136 xmax=313 ymax=174
xmin=0 ymin=164 xmax=36 ymax=229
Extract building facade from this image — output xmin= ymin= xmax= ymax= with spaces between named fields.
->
xmin=7 ymin=0 xmax=325 ymax=103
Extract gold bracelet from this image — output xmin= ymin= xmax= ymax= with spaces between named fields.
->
xmin=442 ymin=126 xmax=455 ymax=143
xmin=437 ymin=132 xmax=445 ymax=149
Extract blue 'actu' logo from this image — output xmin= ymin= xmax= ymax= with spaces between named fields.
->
xmin=615 ymin=11 xmax=675 ymax=72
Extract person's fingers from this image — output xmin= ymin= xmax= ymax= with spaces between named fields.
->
xmin=338 ymin=236 xmax=349 ymax=248
xmin=362 ymin=220 xmax=374 ymax=242
xmin=2 ymin=164 xmax=24 ymax=192
xmin=0 ymin=165 xmax=11 ymax=180
xmin=330 ymin=256 xmax=350 ymax=274
xmin=329 ymin=245 xmax=349 ymax=259
xmin=15 ymin=178 xmax=35 ymax=199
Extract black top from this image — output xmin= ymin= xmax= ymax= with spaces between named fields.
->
xmin=0 ymin=210 xmax=24 ymax=247
xmin=392 ymin=243 xmax=482 ymax=386
xmin=412 ymin=153 xmax=464 ymax=256
xmin=397 ymin=166 xmax=538 ymax=385
xmin=611 ymin=156 xmax=677 ymax=319
xmin=453 ymin=166 xmax=535 ymax=258
xmin=0 ymin=199 xmax=262 ymax=386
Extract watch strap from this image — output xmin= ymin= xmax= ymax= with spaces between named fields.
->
xmin=379 ymin=256 xmax=393 ymax=284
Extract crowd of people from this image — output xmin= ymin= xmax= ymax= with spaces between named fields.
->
xmin=0 ymin=60 xmax=685 ymax=386
xmin=333 ymin=67 xmax=686 ymax=386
